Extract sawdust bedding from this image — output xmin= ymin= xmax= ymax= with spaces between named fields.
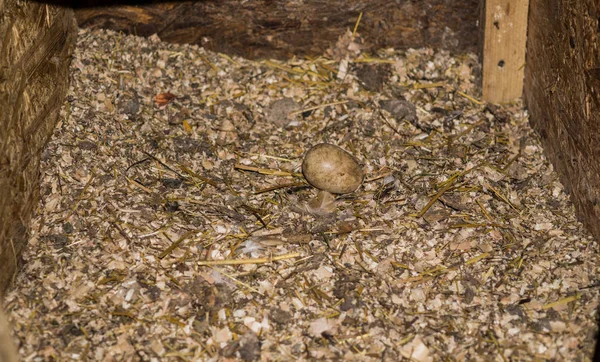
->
xmin=4 ymin=28 xmax=600 ymax=361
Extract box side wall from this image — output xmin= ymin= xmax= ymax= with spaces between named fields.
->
xmin=524 ymin=0 xmax=600 ymax=237
xmin=0 ymin=1 xmax=78 ymax=295
xmin=74 ymin=0 xmax=481 ymax=60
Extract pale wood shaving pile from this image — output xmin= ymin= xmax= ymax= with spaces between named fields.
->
xmin=4 ymin=28 xmax=600 ymax=361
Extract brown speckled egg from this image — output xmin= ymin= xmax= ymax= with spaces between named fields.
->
xmin=302 ymin=143 xmax=364 ymax=194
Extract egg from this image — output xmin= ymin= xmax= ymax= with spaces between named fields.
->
xmin=302 ymin=143 xmax=364 ymax=194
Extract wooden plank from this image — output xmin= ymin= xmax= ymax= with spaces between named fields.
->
xmin=0 ymin=307 xmax=18 ymax=362
xmin=0 ymin=1 xmax=78 ymax=295
xmin=481 ymin=0 xmax=529 ymax=103
xmin=524 ymin=0 xmax=600 ymax=239
xmin=74 ymin=0 xmax=481 ymax=60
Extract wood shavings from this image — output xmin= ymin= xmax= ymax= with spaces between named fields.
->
xmin=3 ymin=28 xmax=599 ymax=361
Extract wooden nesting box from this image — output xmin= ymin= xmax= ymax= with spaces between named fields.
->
xmin=3 ymin=0 xmax=597 ymax=290
xmin=1 ymin=0 xmax=599 ymax=356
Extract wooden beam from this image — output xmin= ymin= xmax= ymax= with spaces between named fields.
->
xmin=481 ymin=0 xmax=529 ymax=103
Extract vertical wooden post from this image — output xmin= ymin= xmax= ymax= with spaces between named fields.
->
xmin=481 ymin=0 xmax=530 ymax=103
